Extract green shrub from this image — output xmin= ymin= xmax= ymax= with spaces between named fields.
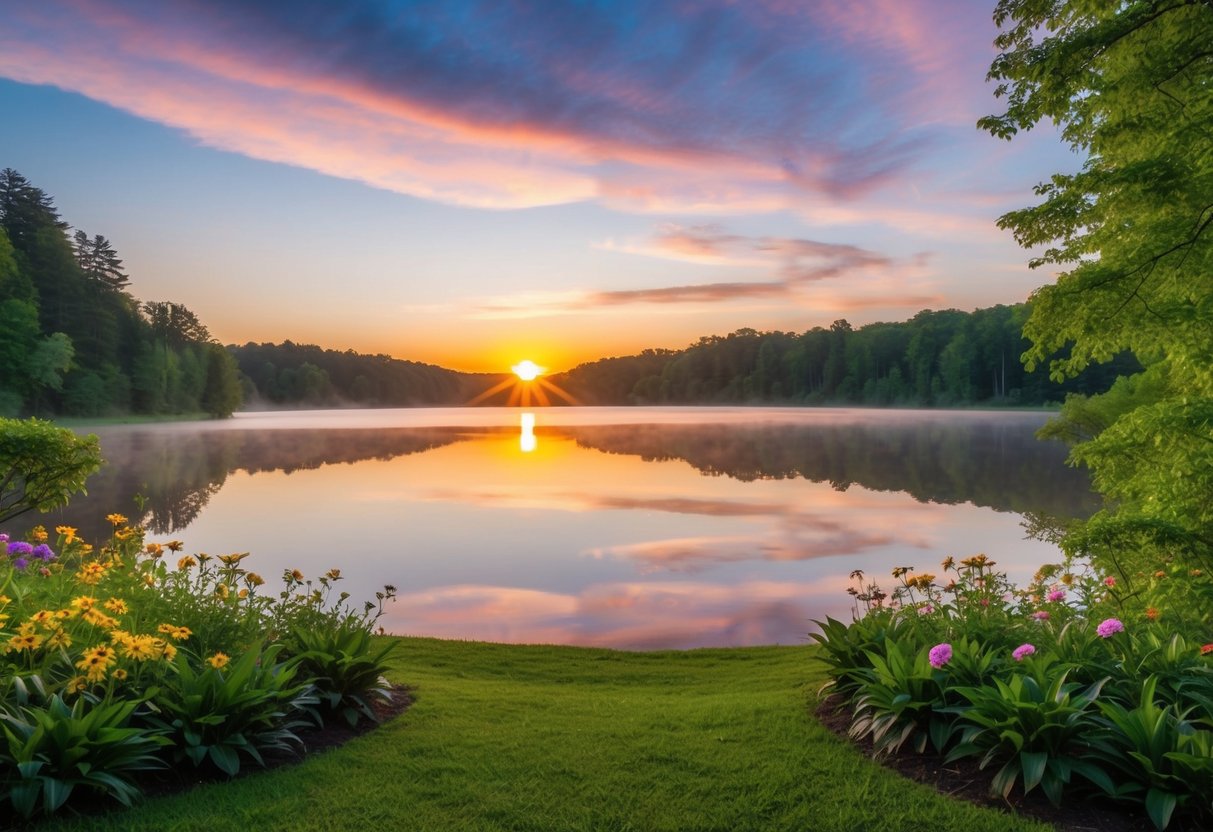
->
xmin=145 ymin=645 xmax=317 ymax=777
xmin=286 ymin=621 xmax=396 ymax=728
xmin=0 ymin=694 xmax=167 ymax=819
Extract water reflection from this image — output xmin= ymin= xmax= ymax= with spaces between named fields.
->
xmin=40 ymin=409 xmax=1097 ymax=649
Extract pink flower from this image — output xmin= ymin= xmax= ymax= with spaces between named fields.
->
xmin=1103 ymin=576 xmax=1117 ymax=587
xmin=1047 ymin=588 xmax=1066 ymax=602
xmin=918 ymin=604 xmax=934 ymax=615
xmin=1012 ymin=644 xmax=1036 ymax=661
xmin=928 ymin=643 xmax=952 ymax=669
xmin=1096 ymin=618 xmax=1125 ymax=638
xmin=979 ymin=598 xmax=990 ymax=607
xmin=1031 ymin=610 xmax=1050 ymax=621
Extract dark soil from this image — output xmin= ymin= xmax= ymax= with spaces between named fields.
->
xmin=815 ymin=695 xmax=1183 ymax=832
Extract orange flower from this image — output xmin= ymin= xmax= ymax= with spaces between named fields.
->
xmin=31 ymin=526 xmax=48 ymax=543
xmin=1202 ymin=644 xmax=1213 ymax=655
xmin=1145 ymin=607 xmax=1160 ymax=621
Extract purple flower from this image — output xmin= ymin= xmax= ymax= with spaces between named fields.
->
xmin=1096 ymin=618 xmax=1125 ymax=638
xmin=7 ymin=541 xmax=33 ymax=557
xmin=11 ymin=557 xmax=28 ymax=570
xmin=1047 ymin=588 xmax=1066 ymax=602
xmin=32 ymin=544 xmax=55 ymax=562
xmin=928 ymin=643 xmax=952 ymax=669
xmin=0 ymin=533 xmax=8 ymax=543
xmin=1031 ymin=610 xmax=1050 ymax=621
xmin=1012 ymin=644 xmax=1036 ymax=661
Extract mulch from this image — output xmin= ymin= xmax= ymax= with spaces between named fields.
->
xmin=814 ymin=694 xmax=1180 ymax=832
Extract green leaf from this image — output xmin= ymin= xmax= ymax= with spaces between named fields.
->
xmin=1145 ymin=788 xmax=1178 ymax=831
xmin=1020 ymin=751 xmax=1047 ymax=793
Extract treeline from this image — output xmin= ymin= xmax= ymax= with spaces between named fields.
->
xmin=232 ymin=341 xmax=487 ymax=407
xmin=551 ymin=306 xmax=1137 ymax=407
xmin=0 ymin=168 xmax=241 ymax=417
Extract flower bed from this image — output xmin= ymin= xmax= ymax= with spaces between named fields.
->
xmin=0 ymin=517 xmax=398 ymax=821
xmin=814 ymin=556 xmax=1213 ymax=831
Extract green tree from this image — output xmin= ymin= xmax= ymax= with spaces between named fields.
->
xmin=0 ymin=418 xmax=101 ymax=524
xmin=984 ymin=2 xmax=1213 ymax=577
xmin=201 ymin=344 xmax=243 ymax=418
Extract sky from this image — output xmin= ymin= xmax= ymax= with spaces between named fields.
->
xmin=0 ymin=0 xmax=1081 ymax=373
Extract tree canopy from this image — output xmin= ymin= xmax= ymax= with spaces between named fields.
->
xmin=0 ymin=168 xmax=242 ymax=418
xmin=984 ymin=1 xmax=1213 ymax=577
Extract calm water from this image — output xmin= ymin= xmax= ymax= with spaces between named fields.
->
xmin=45 ymin=408 xmax=1098 ymax=650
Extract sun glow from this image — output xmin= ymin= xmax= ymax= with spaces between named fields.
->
xmin=467 ymin=359 xmax=577 ymax=407
xmin=512 ymin=360 xmax=544 ymax=381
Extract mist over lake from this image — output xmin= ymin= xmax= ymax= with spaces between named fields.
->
xmin=49 ymin=407 xmax=1097 ymax=650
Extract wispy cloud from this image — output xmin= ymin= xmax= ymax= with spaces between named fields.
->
xmin=0 ymin=0 xmax=990 ymax=212
xmin=468 ymin=224 xmax=940 ymax=317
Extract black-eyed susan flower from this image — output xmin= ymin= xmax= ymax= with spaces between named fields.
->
xmin=207 ymin=652 xmax=230 ymax=669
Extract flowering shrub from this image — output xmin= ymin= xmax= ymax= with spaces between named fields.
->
xmin=0 ymin=519 xmax=397 ymax=820
xmin=814 ymin=555 xmax=1213 ymax=830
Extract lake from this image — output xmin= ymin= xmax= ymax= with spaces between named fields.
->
xmin=45 ymin=407 xmax=1097 ymax=650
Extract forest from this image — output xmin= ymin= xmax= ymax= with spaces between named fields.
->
xmin=550 ymin=307 xmax=1137 ymax=407
xmin=0 ymin=168 xmax=242 ymax=418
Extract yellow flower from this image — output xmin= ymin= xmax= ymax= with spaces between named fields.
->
xmin=144 ymin=574 xmax=156 ymax=587
xmin=245 ymin=572 xmax=265 ymax=587
xmin=291 ymin=569 xmax=305 ymax=582
xmin=31 ymin=526 xmax=48 ymax=543
xmin=56 ymin=525 xmax=78 ymax=544
xmin=160 ymin=640 xmax=178 ymax=661
xmin=177 ymin=556 xmax=197 ymax=570
xmin=196 ymin=552 xmax=212 ymax=564
xmin=207 ymin=652 xmax=230 ymax=669
xmin=238 ymin=588 xmax=248 ymax=599
xmin=103 ymin=598 xmax=129 ymax=615
xmin=215 ymin=583 xmax=230 ymax=600
xmin=120 ymin=636 xmax=158 ymax=661
xmin=105 ymin=513 xmax=128 ymax=526
xmin=75 ymin=562 xmax=108 ymax=585
xmin=166 ymin=540 xmax=184 ymax=552
xmin=66 ymin=676 xmax=88 ymax=694
xmin=114 ymin=527 xmax=135 ymax=541
xmin=75 ymin=645 xmax=117 ymax=677
xmin=82 ymin=608 xmax=119 ymax=629
xmin=29 ymin=609 xmax=57 ymax=627
xmin=0 ymin=594 xmax=10 ymax=606
xmin=112 ymin=668 xmax=128 ymax=681
xmin=46 ymin=629 xmax=72 ymax=649
xmin=144 ymin=542 xmax=164 ymax=557
xmin=218 ymin=552 xmax=250 ymax=566
xmin=157 ymin=623 xmax=193 ymax=641
xmin=7 ymin=632 xmax=43 ymax=651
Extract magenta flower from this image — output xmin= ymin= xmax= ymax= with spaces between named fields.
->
xmin=1012 ymin=644 xmax=1036 ymax=661
xmin=1047 ymin=588 xmax=1066 ymax=602
xmin=1031 ymin=610 xmax=1050 ymax=621
xmin=1103 ymin=576 xmax=1117 ymax=587
xmin=928 ymin=643 xmax=952 ymax=668
xmin=1096 ymin=618 xmax=1125 ymax=638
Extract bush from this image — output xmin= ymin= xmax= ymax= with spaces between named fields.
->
xmin=816 ymin=556 xmax=1213 ymax=830
xmin=0 ymin=517 xmax=398 ymax=817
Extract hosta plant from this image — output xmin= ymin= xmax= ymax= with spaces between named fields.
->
xmin=145 ymin=644 xmax=317 ymax=776
xmin=0 ymin=694 xmax=167 ymax=820
xmin=287 ymin=621 xmax=396 ymax=727
xmin=946 ymin=656 xmax=1113 ymax=805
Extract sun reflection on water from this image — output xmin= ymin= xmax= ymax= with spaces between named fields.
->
xmin=520 ymin=412 xmax=537 ymax=453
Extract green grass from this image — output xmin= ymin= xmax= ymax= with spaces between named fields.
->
xmin=39 ymin=638 xmax=1048 ymax=832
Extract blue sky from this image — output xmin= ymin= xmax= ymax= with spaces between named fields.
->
xmin=0 ymin=0 xmax=1080 ymax=371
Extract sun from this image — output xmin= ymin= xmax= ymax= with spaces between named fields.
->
xmin=468 ymin=359 xmax=576 ymax=406
xmin=512 ymin=360 xmax=544 ymax=381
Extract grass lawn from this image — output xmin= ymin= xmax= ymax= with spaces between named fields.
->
xmin=38 ymin=638 xmax=1048 ymax=832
